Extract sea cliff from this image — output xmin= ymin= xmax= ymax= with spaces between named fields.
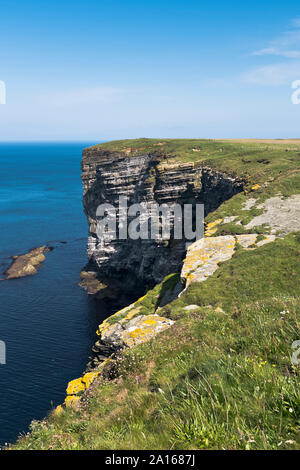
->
xmin=80 ymin=140 xmax=244 ymax=301
xmin=12 ymin=139 xmax=300 ymax=450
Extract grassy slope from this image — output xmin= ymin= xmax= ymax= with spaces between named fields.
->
xmin=90 ymin=139 xmax=300 ymax=234
xmin=13 ymin=139 xmax=300 ymax=450
xmin=89 ymin=138 xmax=300 ymax=184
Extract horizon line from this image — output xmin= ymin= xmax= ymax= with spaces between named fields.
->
xmin=0 ymin=137 xmax=300 ymax=144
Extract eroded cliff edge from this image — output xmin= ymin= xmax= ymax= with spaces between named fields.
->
xmin=12 ymin=139 xmax=300 ymax=450
xmin=81 ymin=143 xmax=244 ymax=301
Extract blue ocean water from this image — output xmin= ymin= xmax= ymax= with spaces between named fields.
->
xmin=0 ymin=142 xmax=107 ymax=446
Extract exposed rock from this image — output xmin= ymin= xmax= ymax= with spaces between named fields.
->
xmin=183 ymin=304 xmax=201 ymax=311
xmin=55 ymin=362 xmax=110 ymax=413
xmin=58 ymin=311 xmax=174 ymax=411
xmin=157 ymin=279 xmax=182 ymax=307
xmin=204 ymin=219 xmax=223 ymax=237
xmin=256 ymin=234 xmax=276 ymax=247
xmin=236 ymin=234 xmax=257 ymax=249
xmin=245 ymin=195 xmax=300 ymax=235
xmin=79 ymin=270 xmax=119 ymax=299
xmin=66 ymin=370 xmax=102 ymax=396
xmin=242 ymin=198 xmax=257 ymax=211
xmin=181 ymin=236 xmax=236 ymax=288
xmin=181 ymin=233 xmax=275 ymax=288
xmin=223 ymin=216 xmax=238 ymax=224
xmin=2 ymin=246 xmax=52 ymax=280
xmin=81 ymin=147 xmax=244 ymax=298
xmin=101 ymin=314 xmax=174 ymax=349
xmin=83 ymin=274 xmax=182 ymax=370
xmin=78 ymin=270 xmax=105 ymax=294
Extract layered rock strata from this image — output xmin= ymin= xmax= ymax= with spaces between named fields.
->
xmin=81 ymin=148 xmax=244 ymax=299
xmin=61 ymin=214 xmax=277 ymax=412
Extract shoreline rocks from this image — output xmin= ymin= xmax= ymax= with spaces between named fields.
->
xmin=2 ymin=246 xmax=53 ymax=280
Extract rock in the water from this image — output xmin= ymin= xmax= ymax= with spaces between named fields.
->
xmin=3 ymin=246 xmax=52 ymax=280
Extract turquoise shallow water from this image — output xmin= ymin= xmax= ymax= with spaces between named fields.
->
xmin=0 ymin=142 xmax=106 ymax=445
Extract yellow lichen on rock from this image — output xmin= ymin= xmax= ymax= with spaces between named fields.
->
xmin=181 ymin=235 xmax=236 ymax=287
xmin=204 ymin=219 xmax=223 ymax=237
xmin=54 ymin=404 xmax=64 ymax=415
xmin=181 ymin=233 xmax=276 ymax=289
xmin=120 ymin=314 xmax=175 ymax=347
xmin=123 ymin=308 xmax=140 ymax=322
xmin=64 ymin=395 xmax=81 ymax=407
xmin=81 ymin=371 xmax=101 ymax=388
xmin=235 ymin=234 xmax=257 ymax=249
xmin=66 ymin=368 xmax=103 ymax=397
xmin=60 ymin=310 xmax=175 ymax=412
xmin=96 ymin=296 xmax=147 ymax=336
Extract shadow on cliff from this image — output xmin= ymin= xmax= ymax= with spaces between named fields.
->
xmin=81 ymin=151 xmax=244 ymax=304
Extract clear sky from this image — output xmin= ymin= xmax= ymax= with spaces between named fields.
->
xmin=1 ymin=0 xmax=300 ymax=140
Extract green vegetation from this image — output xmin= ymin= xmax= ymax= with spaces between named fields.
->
xmin=88 ymin=138 xmax=300 ymax=187
xmin=11 ymin=139 xmax=300 ymax=450
xmin=13 ymin=234 xmax=300 ymax=450
xmin=98 ymin=273 xmax=180 ymax=329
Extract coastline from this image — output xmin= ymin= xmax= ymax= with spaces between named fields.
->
xmin=7 ymin=139 xmax=300 ymax=450
xmin=1 ymin=246 xmax=54 ymax=281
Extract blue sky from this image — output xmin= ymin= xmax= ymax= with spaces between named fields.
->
xmin=1 ymin=0 xmax=300 ymax=140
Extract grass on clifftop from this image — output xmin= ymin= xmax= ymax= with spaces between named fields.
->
xmin=87 ymin=138 xmax=300 ymax=186
xmin=11 ymin=140 xmax=300 ymax=450
xmin=88 ymin=139 xmax=300 ymax=239
xmin=12 ymin=233 xmax=300 ymax=450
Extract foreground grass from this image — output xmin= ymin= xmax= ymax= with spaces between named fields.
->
xmin=12 ymin=234 xmax=300 ymax=450
xmin=88 ymin=138 xmax=300 ymax=187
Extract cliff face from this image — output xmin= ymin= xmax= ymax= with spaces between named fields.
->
xmin=81 ymin=147 xmax=244 ymax=299
xmin=13 ymin=139 xmax=300 ymax=450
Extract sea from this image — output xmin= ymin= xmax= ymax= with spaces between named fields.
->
xmin=0 ymin=142 xmax=107 ymax=446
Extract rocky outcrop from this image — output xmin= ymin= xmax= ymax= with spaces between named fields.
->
xmin=87 ymin=279 xmax=178 ymax=369
xmin=2 ymin=246 xmax=53 ymax=280
xmin=181 ymin=230 xmax=275 ymax=289
xmin=56 ymin=365 xmax=107 ymax=411
xmin=245 ymin=195 xmax=300 ymax=235
xmin=59 ymin=223 xmax=279 ymax=413
xmin=97 ymin=312 xmax=174 ymax=349
xmin=81 ymin=147 xmax=244 ymax=299
xmin=57 ymin=306 xmax=174 ymax=412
